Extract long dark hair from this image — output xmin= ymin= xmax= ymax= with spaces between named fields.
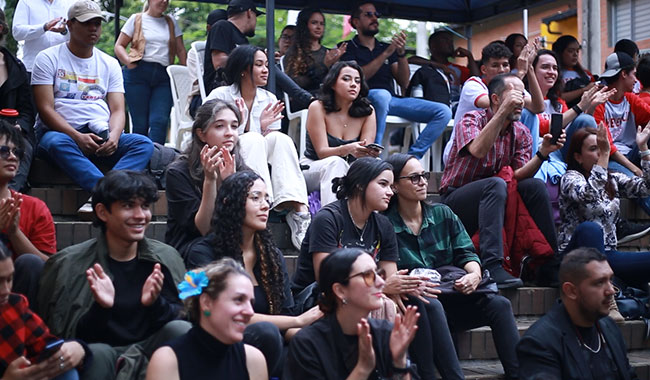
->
xmin=286 ymin=7 xmax=324 ymax=77
xmin=385 ymin=153 xmax=418 ymax=209
xmin=565 ymin=127 xmax=615 ymax=199
xmin=224 ymin=45 xmax=265 ymax=91
xmin=182 ymin=99 xmax=248 ymax=186
xmin=533 ymin=49 xmax=564 ymax=111
xmin=319 ymin=61 xmax=372 ymax=117
xmin=318 ymin=248 xmax=366 ymax=313
xmin=332 ymin=157 xmax=392 ymax=205
xmin=553 ymin=35 xmax=589 ymax=79
xmin=505 ymin=33 xmax=526 ymax=70
xmin=206 ymin=171 xmax=285 ymax=314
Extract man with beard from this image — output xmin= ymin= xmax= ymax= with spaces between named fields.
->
xmin=439 ymin=73 xmax=560 ymax=288
xmin=339 ymin=2 xmax=451 ymax=159
xmin=517 ymin=247 xmax=637 ymax=380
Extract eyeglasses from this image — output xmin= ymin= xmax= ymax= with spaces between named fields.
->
xmin=248 ymin=191 xmax=272 ymax=207
xmin=0 ymin=146 xmax=24 ymax=160
xmin=399 ymin=171 xmax=430 ymax=185
xmin=280 ymin=34 xmax=293 ymax=40
xmin=344 ymin=268 xmax=386 ymax=287
xmin=357 ymin=11 xmax=381 ymax=19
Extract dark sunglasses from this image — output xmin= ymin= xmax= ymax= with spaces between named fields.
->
xmin=399 ymin=171 xmax=430 ymax=185
xmin=345 ymin=268 xmax=386 ymax=287
xmin=0 ymin=145 xmax=24 ymax=160
xmin=359 ymin=11 xmax=381 ymax=18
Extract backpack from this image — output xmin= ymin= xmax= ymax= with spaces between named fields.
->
xmin=148 ymin=143 xmax=180 ymax=189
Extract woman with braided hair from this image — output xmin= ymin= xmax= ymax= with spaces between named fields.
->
xmin=186 ymin=170 xmax=322 ymax=377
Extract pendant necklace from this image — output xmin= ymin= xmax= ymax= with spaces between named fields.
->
xmin=348 ymin=201 xmax=367 ymax=242
xmin=574 ymin=324 xmax=603 ymax=354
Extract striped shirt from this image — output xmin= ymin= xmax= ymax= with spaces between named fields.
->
xmin=440 ymin=109 xmax=532 ymax=194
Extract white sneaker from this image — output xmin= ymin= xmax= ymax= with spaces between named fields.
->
xmin=286 ymin=211 xmax=311 ymax=250
xmin=77 ymin=196 xmax=93 ymax=216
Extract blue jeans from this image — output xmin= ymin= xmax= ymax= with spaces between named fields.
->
xmin=123 ymin=61 xmax=173 ymax=144
xmin=607 ymin=147 xmax=650 ymax=215
xmin=37 ymin=129 xmax=153 ymax=192
xmin=564 ymin=221 xmax=650 ymax=288
xmin=367 ymin=89 xmax=451 ymax=158
xmin=520 ymin=109 xmax=539 ymax=155
xmin=54 ymin=369 xmax=79 ymax=380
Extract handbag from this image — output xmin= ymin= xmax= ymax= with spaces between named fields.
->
xmin=434 ymin=265 xmax=498 ymax=296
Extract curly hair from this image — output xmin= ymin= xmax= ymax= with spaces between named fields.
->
xmin=533 ymin=49 xmax=564 ymax=111
xmin=285 ymin=7 xmax=324 ymax=78
xmin=319 ymin=61 xmax=373 ymax=117
xmin=184 ymin=258 xmax=252 ymax=324
xmin=206 ymin=171 xmax=286 ymax=314
xmin=183 ymin=99 xmax=248 ymax=186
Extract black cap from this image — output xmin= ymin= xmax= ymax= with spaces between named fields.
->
xmin=227 ymin=0 xmax=264 ymax=16
xmin=207 ymin=9 xmax=227 ymax=26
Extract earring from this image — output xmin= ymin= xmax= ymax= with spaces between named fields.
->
xmin=241 ymin=73 xmax=245 ymax=77
xmin=203 ymin=310 xmax=211 ymax=317
xmin=342 ymin=298 xmax=348 ymax=305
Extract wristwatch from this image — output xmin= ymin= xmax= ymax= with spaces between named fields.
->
xmin=392 ymin=358 xmax=412 ymax=374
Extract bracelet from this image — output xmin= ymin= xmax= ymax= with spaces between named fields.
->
xmin=60 ymin=27 xmax=68 ymax=35
xmin=536 ymin=151 xmax=549 ymax=161
xmin=43 ymin=22 xmax=48 ymax=32
xmin=572 ymin=104 xmax=583 ymax=115
xmin=640 ymin=150 xmax=650 ymax=158
xmin=396 ymin=52 xmax=406 ymax=58
xmin=391 ymin=358 xmax=411 ymax=374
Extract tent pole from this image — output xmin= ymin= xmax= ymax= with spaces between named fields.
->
xmin=114 ymin=0 xmax=121 ymax=42
xmin=523 ymin=8 xmax=528 ymax=37
xmin=266 ymin=0 xmax=275 ymax=92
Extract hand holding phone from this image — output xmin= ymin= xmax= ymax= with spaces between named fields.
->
xmin=366 ymin=143 xmax=384 ymax=152
xmin=550 ymin=113 xmax=563 ymax=145
xmin=36 ymin=339 xmax=64 ymax=363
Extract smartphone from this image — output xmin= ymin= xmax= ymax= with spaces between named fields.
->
xmin=550 ymin=113 xmax=563 ymax=145
xmin=36 ymin=339 xmax=64 ymax=363
xmin=366 ymin=143 xmax=384 ymax=152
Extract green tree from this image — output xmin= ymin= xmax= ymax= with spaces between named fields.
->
xmin=4 ymin=0 xmax=19 ymax=55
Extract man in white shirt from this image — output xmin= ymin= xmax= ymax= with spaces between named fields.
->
xmin=12 ymin=0 xmax=76 ymax=76
xmin=31 ymin=0 xmax=153 ymax=194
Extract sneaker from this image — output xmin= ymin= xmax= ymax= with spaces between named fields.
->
xmin=286 ymin=210 xmax=311 ymax=250
xmin=77 ymin=196 xmax=93 ymax=219
xmin=616 ymin=219 xmax=650 ymax=244
xmin=608 ymin=293 xmax=625 ymax=322
xmin=487 ymin=265 xmax=524 ymax=289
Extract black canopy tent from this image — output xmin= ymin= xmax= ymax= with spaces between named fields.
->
xmin=113 ymin=0 xmax=552 ymax=90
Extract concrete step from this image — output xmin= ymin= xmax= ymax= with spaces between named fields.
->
xmin=455 ymin=349 xmax=650 ymax=380
xmin=455 ymin=317 xmax=650 ymax=361
xmin=30 ymin=187 xmax=168 ymax=217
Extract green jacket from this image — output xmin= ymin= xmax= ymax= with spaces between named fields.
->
xmin=36 ymin=234 xmax=186 ymax=338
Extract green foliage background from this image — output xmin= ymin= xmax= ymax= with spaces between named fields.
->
xmin=6 ymin=0 xmax=417 ymax=58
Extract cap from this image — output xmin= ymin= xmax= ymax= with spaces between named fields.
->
xmin=227 ymin=0 xmax=264 ymax=17
xmin=68 ymin=0 xmax=106 ymax=22
xmin=207 ymin=9 xmax=227 ymax=26
xmin=601 ymin=51 xmax=635 ymax=78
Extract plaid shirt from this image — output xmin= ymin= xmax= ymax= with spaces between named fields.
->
xmin=440 ymin=109 xmax=532 ymax=194
xmin=0 ymin=294 xmax=57 ymax=375
xmin=385 ymin=202 xmax=480 ymax=271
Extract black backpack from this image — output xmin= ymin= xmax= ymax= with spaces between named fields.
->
xmin=147 ymin=143 xmax=180 ymax=189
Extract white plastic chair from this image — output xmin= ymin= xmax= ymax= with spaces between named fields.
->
xmin=166 ymin=65 xmax=194 ymax=150
xmin=279 ymin=57 xmax=309 ymax=158
xmin=191 ymin=40 xmax=207 ymax=101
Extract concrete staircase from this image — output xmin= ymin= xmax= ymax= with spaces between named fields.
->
xmin=26 ymin=164 xmax=650 ymax=380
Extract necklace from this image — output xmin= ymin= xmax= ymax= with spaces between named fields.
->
xmin=347 ymin=201 xmax=368 ymax=242
xmin=574 ymin=324 xmax=603 ymax=353
xmin=336 ymin=112 xmax=349 ymax=128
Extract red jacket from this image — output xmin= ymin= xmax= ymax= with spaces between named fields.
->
xmin=471 ymin=166 xmax=554 ymax=277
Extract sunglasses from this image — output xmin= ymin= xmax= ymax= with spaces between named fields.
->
xmin=399 ymin=171 xmax=430 ymax=185
xmin=358 ymin=11 xmax=381 ymax=18
xmin=0 ymin=145 xmax=24 ymax=160
xmin=345 ymin=267 xmax=386 ymax=287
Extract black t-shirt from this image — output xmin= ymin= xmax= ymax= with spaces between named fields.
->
xmin=164 ymin=159 xmax=203 ymax=257
xmin=76 ymin=257 xmax=181 ymax=346
xmin=291 ymin=199 xmax=399 ymax=293
xmin=284 ymin=314 xmax=395 ymax=380
xmin=203 ymin=20 xmax=249 ymax=94
xmin=187 ymin=237 xmax=297 ymax=316
xmin=576 ymin=325 xmax=621 ymax=380
xmin=340 ymin=36 xmax=398 ymax=94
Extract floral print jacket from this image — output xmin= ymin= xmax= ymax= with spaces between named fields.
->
xmin=559 ymin=160 xmax=650 ymax=251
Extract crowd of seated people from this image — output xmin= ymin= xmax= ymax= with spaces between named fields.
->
xmin=3 ymin=0 xmax=650 ymax=377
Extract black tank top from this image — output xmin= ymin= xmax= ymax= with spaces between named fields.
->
xmin=304 ymin=132 xmax=359 ymax=161
xmin=168 ymin=325 xmax=249 ymax=380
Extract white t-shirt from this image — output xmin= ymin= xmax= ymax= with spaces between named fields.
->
xmin=32 ymin=43 xmax=124 ymax=133
xmin=205 ymin=84 xmax=281 ymax=135
xmin=443 ymin=76 xmax=488 ymax=164
xmin=121 ymin=13 xmax=182 ymax=66
xmin=602 ymin=97 xmax=636 ymax=155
